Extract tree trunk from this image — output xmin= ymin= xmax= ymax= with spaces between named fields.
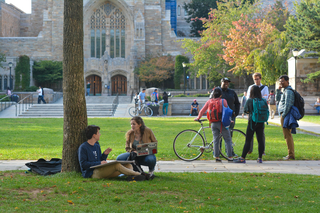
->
xmin=62 ymin=0 xmax=87 ymax=172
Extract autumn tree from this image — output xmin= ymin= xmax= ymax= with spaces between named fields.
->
xmin=135 ymin=55 xmax=175 ymax=88
xmin=62 ymin=0 xmax=87 ymax=172
xmin=181 ymin=0 xmax=256 ymax=84
xmin=285 ymin=0 xmax=320 ymax=83
xmin=264 ymin=0 xmax=289 ymax=32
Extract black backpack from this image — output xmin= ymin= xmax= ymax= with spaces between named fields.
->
xmin=288 ymin=88 xmax=305 ymax=120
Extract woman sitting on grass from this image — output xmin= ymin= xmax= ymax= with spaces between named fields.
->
xmin=116 ymin=116 xmax=157 ymax=178
xmin=234 ymin=85 xmax=266 ymax=163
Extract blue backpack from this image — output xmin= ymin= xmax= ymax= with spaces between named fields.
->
xmin=221 ymin=99 xmax=233 ymax=128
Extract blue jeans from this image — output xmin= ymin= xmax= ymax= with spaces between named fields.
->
xmin=316 ymin=106 xmax=320 ymax=114
xmin=38 ymin=96 xmax=46 ymax=104
xmin=116 ymin=152 xmax=156 ymax=172
xmin=163 ymin=103 xmax=168 ymax=115
xmin=86 ymin=88 xmax=90 ymax=96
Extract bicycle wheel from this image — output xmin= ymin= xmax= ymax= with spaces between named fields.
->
xmin=144 ymin=107 xmax=153 ymax=116
xmin=219 ymin=129 xmax=246 ymax=159
xmin=173 ymin=129 xmax=205 ymax=161
xmin=128 ymin=106 xmax=139 ymax=117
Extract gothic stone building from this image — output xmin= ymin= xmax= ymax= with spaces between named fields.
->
xmin=0 ymin=0 xmax=193 ymax=95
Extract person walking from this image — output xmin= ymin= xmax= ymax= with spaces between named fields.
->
xmin=276 ymin=75 xmax=295 ymax=160
xmin=162 ymin=91 xmax=169 ymax=116
xmin=86 ymin=81 xmax=91 ymax=96
xmin=37 ymin=86 xmax=46 ymax=104
xmin=220 ymin=77 xmax=240 ymax=157
xmin=234 ymin=85 xmax=267 ymax=163
xmin=268 ymin=90 xmax=277 ymax=119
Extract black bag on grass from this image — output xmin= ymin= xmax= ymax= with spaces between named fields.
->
xmin=25 ymin=158 xmax=61 ymax=176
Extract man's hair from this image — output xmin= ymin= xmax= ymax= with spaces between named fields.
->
xmin=154 ymin=89 xmax=157 ymax=91
xmin=142 ymin=88 xmax=146 ymax=91
xmin=213 ymin=87 xmax=222 ymax=98
xmin=249 ymin=85 xmax=262 ymax=99
xmin=279 ymin=75 xmax=289 ymax=81
xmin=270 ymin=90 xmax=274 ymax=93
xmin=252 ymin=73 xmax=262 ymax=79
xmin=85 ymin=125 xmax=100 ymax=140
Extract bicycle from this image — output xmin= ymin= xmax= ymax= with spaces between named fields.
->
xmin=173 ymin=119 xmax=246 ymax=161
xmin=128 ymin=101 xmax=153 ymax=117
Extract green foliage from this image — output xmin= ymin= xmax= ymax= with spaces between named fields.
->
xmin=33 ymin=60 xmax=63 ymax=86
xmin=247 ymin=35 xmax=290 ymax=85
xmin=285 ymin=0 xmax=320 ymax=83
xmin=174 ymin=55 xmax=189 ymax=89
xmin=264 ymin=0 xmax=289 ymax=32
xmin=183 ymin=0 xmax=219 ymax=37
xmin=24 ymin=86 xmax=39 ymax=92
xmin=0 ymin=52 xmax=6 ymax=69
xmin=14 ymin=55 xmax=30 ymax=90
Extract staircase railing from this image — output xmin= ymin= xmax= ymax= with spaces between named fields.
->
xmin=112 ymin=93 xmax=119 ymax=116
xmin=15 ymin=94 xmax=34 ymax=116
xmin=52 ymin=92 xmax=63 ymax=103
xmin=0 ymin=95 xmax=15 ymax=113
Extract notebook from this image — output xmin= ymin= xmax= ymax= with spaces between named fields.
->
xmin=136 ymin=142 xmax=158 ymax=156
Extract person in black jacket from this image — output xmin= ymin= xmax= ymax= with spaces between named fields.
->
xmin=220 ymin=77 xmax=240 ymax=157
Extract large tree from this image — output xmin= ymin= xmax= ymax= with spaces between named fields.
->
xmin=33 ymin=60 xmax=62 ymax=87
xmin=285 ymin=0 xmax=320 ymax=83
xmin=62 ymin=0 xmax=87 ymax=172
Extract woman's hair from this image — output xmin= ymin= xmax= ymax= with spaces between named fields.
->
xmin=163 ymin=91 xmax=167 ymax=95
xmin=7 ymin=87 xmax=10 ymax=90
xmin=131 ymin=116 xmax=146 ymax=137
xmin=249 ymin=85 xmax=262 ymax=99
xmin=213 ymin=87 xmax=222 ymax=98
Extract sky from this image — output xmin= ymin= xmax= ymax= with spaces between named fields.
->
xmin=6 ymin=0 xmax=31 ymax=14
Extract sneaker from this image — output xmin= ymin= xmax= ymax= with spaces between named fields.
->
xmin=189 ymin=114 xmax=192 ymax=116
xmin=233 ymin=157 xmax=246 ymax=163
xmin=233 ymin=153 xmax=238 ymax=158
xmin=227 ymin=157 xmax=234 ymax=162
xmin=257 ymin=158 xmax=262 ymax=163
xmin=126 ymin=175 xmax=146 ymax=181
xmin=216 ymin=158 xmax=222 ymax=162
xmin=283 ymin=155 xmax=295 ymax=160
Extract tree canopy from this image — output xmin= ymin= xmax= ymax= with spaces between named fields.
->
xmin=33 ymin=60 xmax=63 ymax=86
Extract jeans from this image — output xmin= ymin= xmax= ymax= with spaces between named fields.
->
xmin=316 ymin=106 xmax=320 ymax=114
xmin=38 ymin=96 xmax=46 ymax=104
xmin=212 ymin=122 xmax=233 ymax=158
xmin=86 ymin=88 xmax=90 ymax=96
xmin=163 ymin=103 xmax=168 ymax=115
xmin=116 ymin=152 xmax=156 ymax=172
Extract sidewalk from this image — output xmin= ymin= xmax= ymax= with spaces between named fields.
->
xmin=1 ymin=160 xmax=320 ymax=175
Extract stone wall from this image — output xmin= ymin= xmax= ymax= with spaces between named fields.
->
xmin=296 ymin=58 xmax=320 ymax=96
xmin=0 ymin=2 xmax=23 ymax=37
xmin=20 ymin=14 xmax=32 ymax=37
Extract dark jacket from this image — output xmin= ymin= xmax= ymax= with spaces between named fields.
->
xmin=283 ymin=106 xmax=301 ymax=134
xmin=220 ymin=87 xmax=240 ymax=116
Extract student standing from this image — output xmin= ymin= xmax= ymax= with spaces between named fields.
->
xmin=268 ymin=90 xmax=277 ymax=119
xmin=234 ymin=85 xmax=266 ymax=163
xmin=162 ymin=91 xmax=169 ymax=116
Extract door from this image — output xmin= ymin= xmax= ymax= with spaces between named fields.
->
xmin=86 ymin=75 xmax=101 ymax=96
xmin=111 ymin=75 xmax=127 ymax=95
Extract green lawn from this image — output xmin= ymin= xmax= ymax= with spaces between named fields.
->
xmin=0 ymin=117 xmax=319 ymax=161
xmin=0 ymin=171 xmax=319 ymax=212
xmin=301 ymin=115 xmax=320 ymax=125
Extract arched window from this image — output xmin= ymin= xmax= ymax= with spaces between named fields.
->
xmin=184 ymin=8 xmax=188 ymax=16
xmin=0 ymin=75 xmax=2 ymax=91
xmin=177 ymin=5 xmax=181 ymax=16
xmin=4 ymin=75 xmax=8 ymax=90
xmin=90 ymin=3 xmax=126 ymax=59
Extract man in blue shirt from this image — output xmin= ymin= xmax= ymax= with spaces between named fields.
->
xmin=276 ymin=75 xmax=295 ymax=160
xmin=189 ymin=99 xmax=199 ymax=116
xmin=138 ymin=88 xmax=147 ymax=110
xmin=78 ymin=125 xmax=144 ymax=179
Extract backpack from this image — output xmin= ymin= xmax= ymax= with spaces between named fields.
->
xmin=221 ymin=102 xmax=233 ymax=128
xmin=268 ymin=94 xmax=276 ymax=105
xmin=288 ymin=88 xmax=305 ymax=120
xmin=151 ymin=93 xmax=156 ymax=102
xmin=252 ymin=98 xmax=269 ymax=123
xmin=207 ymin=98 xmax=222 ymax=123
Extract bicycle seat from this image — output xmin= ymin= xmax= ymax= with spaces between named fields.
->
xmin=195 ymin=119 xmax=207 ymax=123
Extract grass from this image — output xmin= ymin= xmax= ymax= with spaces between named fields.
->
xmin=301 ymin=115 xmax=320 ymax=124
xmin=0 ymin=171 xmax=319 ymax=212
xmin=0 ymin=117 xmax=319 ymax=161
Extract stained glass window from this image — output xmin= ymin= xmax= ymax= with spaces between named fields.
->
xmin=90 ymin=3 xmax=126 ymax=59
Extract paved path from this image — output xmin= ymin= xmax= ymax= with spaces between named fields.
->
xmin=1 ymin=160 xmax=320 ymax=175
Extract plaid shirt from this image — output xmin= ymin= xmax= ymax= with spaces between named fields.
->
xmin=276 ymin=85 xmax=294 ymax=118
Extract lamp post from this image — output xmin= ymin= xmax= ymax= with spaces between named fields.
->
xmin=8 ymin=62 xmax=13 ymax=90
xmin=182 ymin=62 xmax=186 ymax=95
xmin=292 ymin=48 xmax=299 ymax=90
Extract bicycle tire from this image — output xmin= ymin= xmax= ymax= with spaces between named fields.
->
xmin=219 ymin=129 xmax=246 ymax=159
xmin=128 ymin=106 xmax=139 ymax=117
xmin=173 ymin=129 xmax=205 ymax=161
xmin=144 ymin=106 xmax=153 ymax=116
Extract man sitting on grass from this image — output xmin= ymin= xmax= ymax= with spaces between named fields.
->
xmin=78 ymin=125 xmax=147 ymax=181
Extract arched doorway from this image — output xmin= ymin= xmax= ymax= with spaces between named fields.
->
xmin=111 ymin=74 xmax=127 ymax=95
xmin=86 ymin=75 xmax=101 ymax=96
